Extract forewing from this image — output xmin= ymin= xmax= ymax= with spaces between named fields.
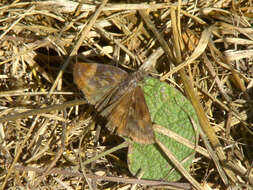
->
xmin=107 ymin=86 xmax=155 ymax=144
xmin=125 ymin=86 xmax=155 ymax=144
xmin=106 ymin=90 xmax=134 ymax=134
xmin=73 ymin=62 xmax=128 ymax=106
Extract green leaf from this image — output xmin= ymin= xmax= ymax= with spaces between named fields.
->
xmin=128 ymin=77 xmax=199 ymax=181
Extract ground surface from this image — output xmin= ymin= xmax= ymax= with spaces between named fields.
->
xmin=0 ymin=0 xmax=253 ymax=189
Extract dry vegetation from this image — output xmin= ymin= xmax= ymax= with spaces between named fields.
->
xmin=0 ymin=0 xmax=253 ymax=189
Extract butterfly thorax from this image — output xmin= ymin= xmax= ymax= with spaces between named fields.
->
xmin=120 ymin=70 xmax=147 ymax=90
xmin=116 ymin=70 xmax=147 ymax=97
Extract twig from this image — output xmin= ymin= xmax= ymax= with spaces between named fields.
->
xmin=0 ymin=99 xmax=86 ymax=123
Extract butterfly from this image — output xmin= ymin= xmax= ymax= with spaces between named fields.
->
xmin=73 ymin=62 xmax=155 ymax=144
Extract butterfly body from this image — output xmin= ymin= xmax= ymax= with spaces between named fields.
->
xmin=74 ymin=62 xmax=155 ymax=144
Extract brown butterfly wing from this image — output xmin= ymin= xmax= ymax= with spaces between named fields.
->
xmin=73 ymin=62 xmax=128 ymax=109
xmin=126 ymin=86 xmax=155 ymax=144
xmin=107 ymin=86 xmax=155 ymax=144
xmin=74 ymin=62 xmax=155 ymax=144
xmin=106 ymin=90 xmax=133 ymax=134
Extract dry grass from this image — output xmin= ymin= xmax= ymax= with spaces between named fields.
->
xmin=0 ymin=0 xmax=253 ymax=189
